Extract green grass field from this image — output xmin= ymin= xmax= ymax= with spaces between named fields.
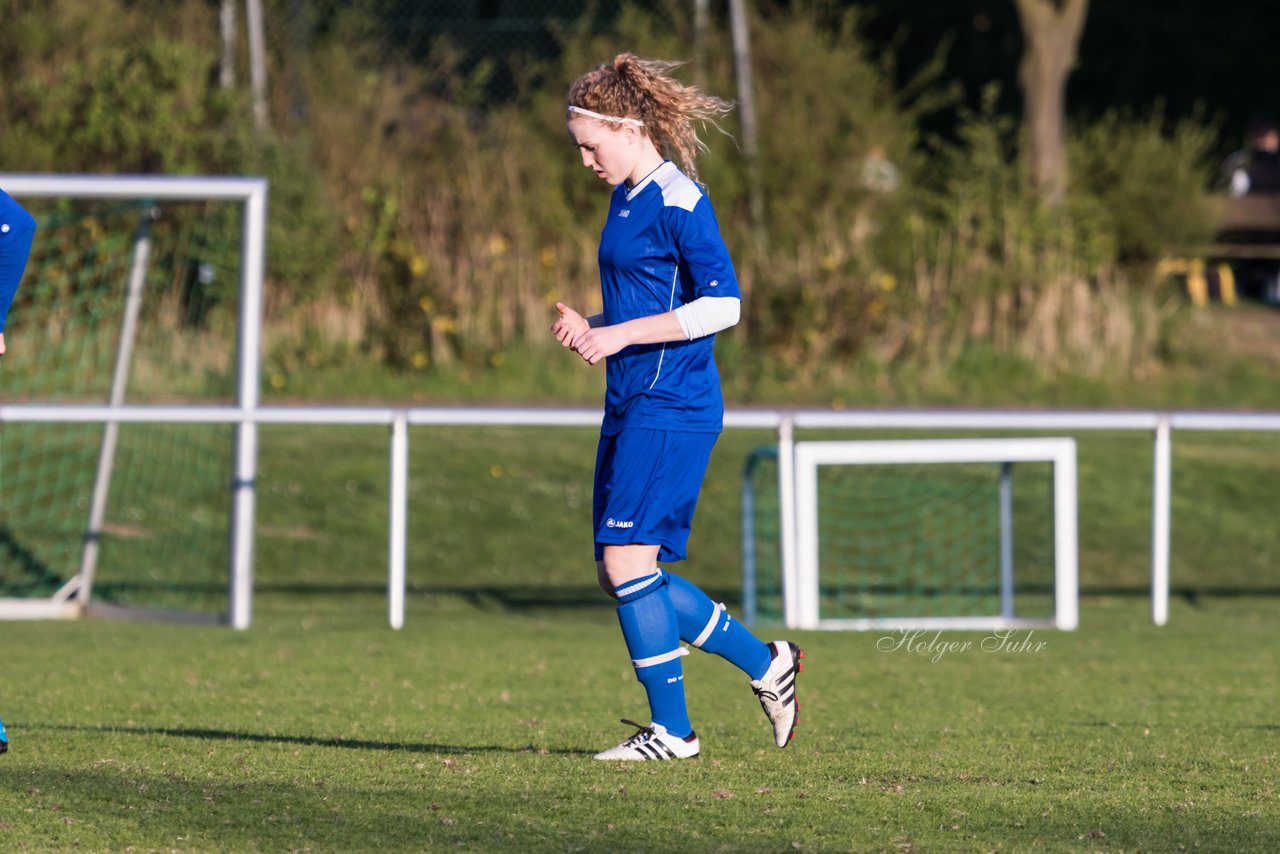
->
xmin=2 ymin=425 xmax=1278 ymax=852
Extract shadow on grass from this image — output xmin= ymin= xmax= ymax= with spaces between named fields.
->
xmin=26 ymin=722 xmax=592 ymax=757
xmin=0 ymin=524 xmax=67 ymax=597
xmin=254 ymin=582 xmax=736 ymax=611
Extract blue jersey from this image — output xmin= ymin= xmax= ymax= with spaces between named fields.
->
xmin=597 ymin=161 xmax=740 ymax=435
xmin=0 ymin=188 xmax=37 ymax=332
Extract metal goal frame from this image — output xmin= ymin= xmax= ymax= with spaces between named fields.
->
xmin=788 ymin=437 xmax=1079 ymax=631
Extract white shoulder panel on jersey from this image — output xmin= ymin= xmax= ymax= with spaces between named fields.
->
xmin=654 ymin=163 xmax=703 ymax=212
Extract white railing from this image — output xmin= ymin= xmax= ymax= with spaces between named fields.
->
xmin=3 ymin=403 xmax=1278 ymax=629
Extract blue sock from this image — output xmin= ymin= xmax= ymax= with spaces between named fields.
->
xmin=614 ymin=571 xmax=692 ymax=738
xmin=665 ymin=570 xmax=772 ymax=681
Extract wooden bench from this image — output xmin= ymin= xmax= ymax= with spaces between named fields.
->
xmin=1207 ymin=193 xmax=1280 ymax=260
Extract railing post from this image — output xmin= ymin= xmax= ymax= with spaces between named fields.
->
xmin=1152 ymin=414 xmax=1172 ymax=626
xmin=389 ymin=411 xmax=409 ymax=629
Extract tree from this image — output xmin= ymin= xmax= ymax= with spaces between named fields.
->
xmin=1015 ymin=0 xmax=1089 ymax=206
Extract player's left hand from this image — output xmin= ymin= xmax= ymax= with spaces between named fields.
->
xmin=571 ymin=326 xmax=627 ymax=365
xmin=0 ymin=332 xmax=6 ymax=357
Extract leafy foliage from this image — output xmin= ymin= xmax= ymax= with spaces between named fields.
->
xmin=1070 ymin=107 xmax=1220 ymax=265
xmin=0 ymin=0 xmax=1226 ymax=386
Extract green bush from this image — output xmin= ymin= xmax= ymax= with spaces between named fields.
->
xmin=1069 ymin=107 xmax=1219 ymax=266
xmin=0 ymin=3 xmax=245 ymax=174
xmin=0 ymin=0 xmax=1226 ymax=387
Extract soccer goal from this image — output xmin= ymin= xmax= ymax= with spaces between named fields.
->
xmin=0 ymin=175 xmax=266 ymax=627
xmin=744 ymin=437 xmax=1078 ymax=631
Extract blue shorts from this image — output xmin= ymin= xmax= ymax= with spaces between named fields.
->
xmin=593 ymin=428 xmax=719 ymax=563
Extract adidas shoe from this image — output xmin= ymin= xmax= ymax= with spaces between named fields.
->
xmin=751 ymin=641 xmax=803 ymax=748
xmin=593 ymin=719 xmax=700 ymax=761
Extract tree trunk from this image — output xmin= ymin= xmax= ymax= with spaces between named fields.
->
xmin=1015 ymin=0 xmax=1089 ymax=207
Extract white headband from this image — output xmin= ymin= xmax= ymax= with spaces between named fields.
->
xmin=567 ymin=105 xmax=644 ymax=128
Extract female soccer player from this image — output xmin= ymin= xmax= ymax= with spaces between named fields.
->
xmin=552 ymin=54 xmax=802 ymax=761
xmin=0 ymin=186 xmax=38 ymax=357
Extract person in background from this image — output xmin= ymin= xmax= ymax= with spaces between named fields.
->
xmin=1224 ymin=114 xmax=1280 ymax=198
xmin=552 ymin=53 xmax=803 ymax=762
xmin=1220 ymin=116 xmax=1280 ymax=303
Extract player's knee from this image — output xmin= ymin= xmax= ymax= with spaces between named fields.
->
xmin=596 ymin=561 xmax=616 ymax=598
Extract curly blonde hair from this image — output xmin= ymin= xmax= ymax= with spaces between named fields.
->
xmin=566 ymin=53 xmax=734 ymax=181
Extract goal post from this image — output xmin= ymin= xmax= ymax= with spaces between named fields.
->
xmin=0 ymin=174 xmax=266 ymax=628
xmin=752 ymin=437 xmax=1078 ymax=632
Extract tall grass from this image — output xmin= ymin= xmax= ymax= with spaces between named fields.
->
xmin=286 ymin=2 xmax=1219 ymax=383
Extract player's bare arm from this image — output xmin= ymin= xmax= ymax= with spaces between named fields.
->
xmin=571 ymin=310 xmax=685 ymax=365
xmin=567 ymin=296 xmax=741 ymax=365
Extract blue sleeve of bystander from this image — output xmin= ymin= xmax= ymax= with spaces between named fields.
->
xmin=0 ymin=188 xmax=38 ymax=332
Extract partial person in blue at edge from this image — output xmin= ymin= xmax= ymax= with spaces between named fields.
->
xmin=0 ymin=185 xmax=37 ymax=754
xmin=551 ymin=53 xmax=804 ymax=761
xmin=1 ymin=185 xmax=37 ymax=359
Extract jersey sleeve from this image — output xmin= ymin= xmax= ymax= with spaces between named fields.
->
xmin=667 ymin=197 xmax=741 ymax=302
xmin=0 ymin=190 xmax=37 ymax=333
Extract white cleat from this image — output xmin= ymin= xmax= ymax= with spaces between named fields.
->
xmin=593 ymin=719 xmax=701 ymax=761
xmin=751 ymin=641 xmax=804 ymax=748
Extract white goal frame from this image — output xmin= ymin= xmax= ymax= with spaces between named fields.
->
xmin=788 ymin=438 xmax=1079 ymax=631
xmin=0 ymin=174 xmax=266 ymax=627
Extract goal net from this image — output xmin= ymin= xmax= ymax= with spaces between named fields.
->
xmin=0 ymin=176 xmax=266 ymax=625
xmin=744 ymin=438 xmax=1078 ymax=631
